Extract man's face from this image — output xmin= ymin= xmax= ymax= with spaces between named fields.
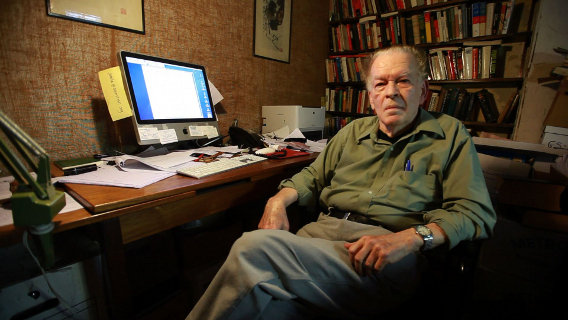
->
xmin=368 ymin=52 xmax=428 ymax=136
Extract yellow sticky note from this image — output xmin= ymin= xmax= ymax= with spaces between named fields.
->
xmin=98 ymin=66 xmax=133 ymax=121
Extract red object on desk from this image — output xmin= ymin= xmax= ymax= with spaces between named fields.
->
xmin=265 ymin=149 xmax=310 ymax=159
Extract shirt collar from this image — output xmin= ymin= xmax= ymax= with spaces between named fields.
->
xmin=357 ymin=109 xmax=446 ymax=143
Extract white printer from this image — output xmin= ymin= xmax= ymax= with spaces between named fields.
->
xmin=262 ymin=105 xmax=325 ymax=141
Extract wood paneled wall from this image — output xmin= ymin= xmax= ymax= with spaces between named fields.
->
xmin=0 ymin=0 xmax=328 ymax=161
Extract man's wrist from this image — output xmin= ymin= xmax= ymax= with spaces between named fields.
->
xmin=414 ymin=225 xmax=434 ymax=251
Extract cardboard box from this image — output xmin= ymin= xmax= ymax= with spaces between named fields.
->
xmin=478 ymin=153 xmax=531 ymax=179
xmin=477 ymin=217 xmax=568 ymax=285
xmin=498 ymin=179 xmax=565 ymax=212
xmin=541 ymin=125 xmax=568 ymax=151
xmin=522 ymin=209 xmax=568 ymax=233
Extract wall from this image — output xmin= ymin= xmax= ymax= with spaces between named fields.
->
xmin=514 ymin=0 xmax=568 ymax=142
xmin=0 ymin=0 xmax=329 ymax=161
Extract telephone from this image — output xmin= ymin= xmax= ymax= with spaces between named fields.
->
xmin=228 ymin=126 xmax=265 ymax=149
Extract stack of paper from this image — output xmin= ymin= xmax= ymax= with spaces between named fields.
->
xmin=57 ymin=166 xmax=175 ymax=188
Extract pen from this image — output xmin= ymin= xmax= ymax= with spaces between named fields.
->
xmin=405 ymin=160 xmax=412 ymax=172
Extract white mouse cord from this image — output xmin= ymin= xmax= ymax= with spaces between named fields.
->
xmin=23 ymin=230 xmax=82 ymax=318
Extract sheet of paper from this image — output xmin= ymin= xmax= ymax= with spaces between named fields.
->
xmin=306 ymin=140 xmax=327 ymax=153
xmin=285 ymin=128 xmax=306 ymax=140
xmin=98 ymin=66 xmax=133 ymax=121
xmin=189 ymin=126 xmax=204 ymax=136
xmin=208 ymin=80 xmax=224 ymax=106
xmin=158 ymin=129 xmax=178 ymax=144
xmin=138 ymin=127 xmax=159 ymax=141
xmin=58 ymin=165 xmax=175 ymax=188
xmin=204 ymin=126 xmax=219 ymax=138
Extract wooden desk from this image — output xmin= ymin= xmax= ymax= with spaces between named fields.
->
xmin=0 ymin=153 xmax=317 ymax=319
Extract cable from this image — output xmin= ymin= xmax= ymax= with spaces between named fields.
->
xmin=23 ymin=229 xmax=83 ymax=319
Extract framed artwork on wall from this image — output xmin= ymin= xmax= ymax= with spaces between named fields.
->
xmin=46 ymin=0 xmax=145 ymax=34
xmin=253 ymin=0 xmax=293 ymax=63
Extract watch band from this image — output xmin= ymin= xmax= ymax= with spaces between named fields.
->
xmin=414 ymin=225 xmax=434 ymax=251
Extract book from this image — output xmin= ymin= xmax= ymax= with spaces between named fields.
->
xmin=481 ymin=45 xmax=492 ymax=79
xmin=489 ymin=46 xmax=498 ymax=78
xmin=458 ymin=92 xmax=472 ymax=120
xmin=504 ymin=92 xmax=520 ymax=123
xmin=55 ymin=157 xmax=102 ymax=171
xmin=431 ymin=87 xmax=444 ymax=112
xmin=472 ymin=2 xmax=480 ymax=37
xmin=497 ymin=90 xmax=518 ymax=123
xmin=418 ymin=13 xmax=427 ymax=44
xmin=444 ymin=87 xmax=461 ymax=116
xmin=485 ymin=2 xmax=495 ymax=36
xmin=476 ymin=89 xmax=499 ymax=123
xmin=464 ymin=90 xmax=477 ymax=121
xmin=502 ymin=0 xmax=515 ymax=34
xmin=405 ymin=16 xmax=414 ymax=44
xmin=498 ymin=2 xmax=507 ymax=34
xmin=479 ymin=2 xmax=486 ymax=37
xmin=412 ymin=14 xmax=421 ymax=44
xmin=424 ymin=11 xmax=432 ymax=43
xmin=472 ymin=47 xmax=479 ymax=79
xmin=463 ymin=47 xmax=473 ymax=79
xmin=453 ymin=88 xmax=467 ymax=119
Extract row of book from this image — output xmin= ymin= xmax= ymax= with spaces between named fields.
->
xmin=329 ymin=0 xmax=382 ymax=21
xmin=325 ymin=86 xmax=374 ymax=114
xmin=423 ymin=86 xmax=519 ymax=123
xmin=327 ymin=116 xmax=358 ymax=137
xmin=326 ymin=55 xmax=368 ymax=83
xmin=428 ymin=40 xmax=502 ymax=80
xmin=400 ymin=1 xmax=515 ymax=46
xmin=329 ymin=17 xmax=384 ymax=52
xmin=384 ymin=0 xmax=450 ymax=12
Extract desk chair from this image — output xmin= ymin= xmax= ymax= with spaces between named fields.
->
xmin=288 ymin=204 xmax=483 ymax=320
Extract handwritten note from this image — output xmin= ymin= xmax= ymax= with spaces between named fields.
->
xmin=98 ymin=66 xmax=133 ymax=121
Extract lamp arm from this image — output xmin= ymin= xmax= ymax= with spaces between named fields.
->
xmin=0 ymin=111 xmax=51 ymax=200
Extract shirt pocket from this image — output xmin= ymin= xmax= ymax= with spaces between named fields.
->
xmin=385 ymin=171 xmax=437 ymax=212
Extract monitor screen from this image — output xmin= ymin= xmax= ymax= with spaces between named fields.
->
xmin=118 ymin=51 xmax=219 ymax=145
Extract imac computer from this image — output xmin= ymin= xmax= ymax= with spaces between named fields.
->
xmin=118 ymin=51 xmax=220 ymax=146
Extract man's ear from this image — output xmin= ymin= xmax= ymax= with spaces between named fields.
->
xmin=419 ymin=80 xmax=429 ymax=105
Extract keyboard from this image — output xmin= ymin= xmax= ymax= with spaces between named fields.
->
xmin=176 ymin=154 xmax=267 ymax=179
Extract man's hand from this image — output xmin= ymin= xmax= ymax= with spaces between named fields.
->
xmin=344 ymin=229 xmax=421 ymax=277
xmin=258 ymin=188 xmax=299 ymax=230
xmin=344 ymin=223 xmax=447 ymax=276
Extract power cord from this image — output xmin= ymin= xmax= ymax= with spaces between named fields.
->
xmin=22 ymin=229 xmax=82 ymax=319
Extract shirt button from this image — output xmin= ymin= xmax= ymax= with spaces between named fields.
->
xmin=368 ymin=191 xmax=373 ymax=194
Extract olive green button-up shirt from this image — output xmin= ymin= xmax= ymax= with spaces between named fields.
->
xmin=280 ymin=109 xmax=496 ymax=249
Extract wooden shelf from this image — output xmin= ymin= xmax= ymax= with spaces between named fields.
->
xmin=462 ymin=121 xmax=514 ymax=128
xmin=327 ymin=81 xmax=365 ymax=87
xmin=327 ymin=111 xmax=372 ymax=118
xmin=430 ymin=78 xmax=523 ymax=87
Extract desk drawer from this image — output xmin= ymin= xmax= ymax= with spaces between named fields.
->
xmin=119 ymin=174 xmax=290 ymax=244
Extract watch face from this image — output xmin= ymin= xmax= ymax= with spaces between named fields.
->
xmin=416 ymin=225 xmax=431 ymax=236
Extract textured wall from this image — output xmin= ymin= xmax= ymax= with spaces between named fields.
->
xmin=0 ymin=0 xmax=328 ymax=161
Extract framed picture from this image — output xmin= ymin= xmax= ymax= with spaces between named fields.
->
xmin=253 ymin=0 xmax=292 ymax=63
xmin=46 ymin=0 xmax=145 ymax=34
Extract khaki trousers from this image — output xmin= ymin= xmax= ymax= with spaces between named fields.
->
xmin=187 ymin=214 xmax=427 ymax=320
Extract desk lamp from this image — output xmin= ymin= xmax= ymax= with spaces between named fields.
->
xmin=0 ymin=110 xmax=65 ymax=268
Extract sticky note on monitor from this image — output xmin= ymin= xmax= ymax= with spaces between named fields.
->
xmin=98 ymin=66 xmax=133 ymax=121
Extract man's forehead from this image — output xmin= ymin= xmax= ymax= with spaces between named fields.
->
xmin=372 ymin=56 xmax=419 ymax=78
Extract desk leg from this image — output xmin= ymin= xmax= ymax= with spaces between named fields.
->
xmin=99 ymin=218 xmax=132 ymax=319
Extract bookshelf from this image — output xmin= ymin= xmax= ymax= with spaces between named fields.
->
xmin=325 ymin=0 xmax=537 ymax=138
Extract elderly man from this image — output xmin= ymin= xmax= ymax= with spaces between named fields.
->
xmin=187 ymin=45 xmax=496 ymax=320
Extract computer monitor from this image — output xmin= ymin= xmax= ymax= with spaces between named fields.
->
xmin=118 ymin=51 xmax=220 ymax=145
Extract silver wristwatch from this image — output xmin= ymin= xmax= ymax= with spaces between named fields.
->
xmin=414 ymin=225 xmax=434 ymax=251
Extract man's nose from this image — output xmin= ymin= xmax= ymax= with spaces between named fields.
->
xmin=384 ymin=81 xmax=399 ymax=99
